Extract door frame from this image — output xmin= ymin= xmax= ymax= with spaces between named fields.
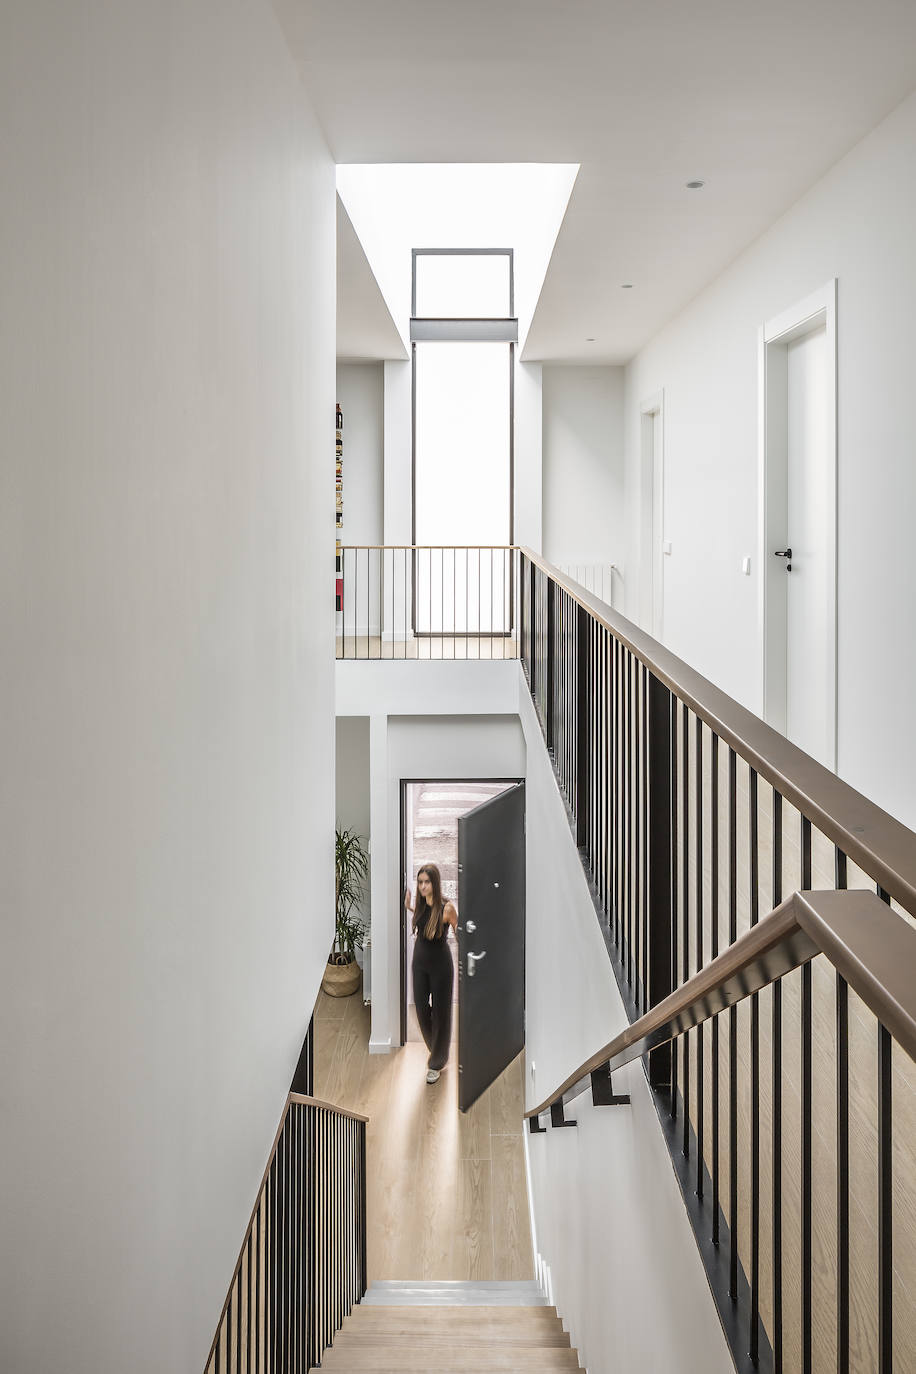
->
xmin=639 ymin=389 xmax=665 ymax=638
xmin=757 ymin=279 xmax=838 ymax=769
xmin=398 ymin=776 xmax=523 ymax=1048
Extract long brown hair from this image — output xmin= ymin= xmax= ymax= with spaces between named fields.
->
xmin=413 ymin=864 xmax=446 ymax=940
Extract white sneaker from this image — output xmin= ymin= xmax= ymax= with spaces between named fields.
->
xmin=426 ymin=1068 xmax=441 ymax=1084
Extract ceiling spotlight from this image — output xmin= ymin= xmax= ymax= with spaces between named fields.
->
xmin=621 ymin=283 xmax=633 ymax=289
xmin=586 ymin=336 xmax=595 ymax=342
xmin=686 ymin=179 xmax=705 ymax=190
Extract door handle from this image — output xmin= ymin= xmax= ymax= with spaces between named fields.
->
xmin=774 ymin=547 xmax=792 ymax=571
xmin=467 ymin=950 xmax=487 ymax=977
xmin=465 ymin=920 xmax=477 ymax=933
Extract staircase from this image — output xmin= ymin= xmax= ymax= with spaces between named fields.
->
xmin=320 ymin=1281 xmax=583 ymax=1371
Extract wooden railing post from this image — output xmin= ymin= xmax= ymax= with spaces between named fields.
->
xmin=647 ymin=672 xmax=673 ymax=1088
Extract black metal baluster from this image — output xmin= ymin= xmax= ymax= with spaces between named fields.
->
xmin=255 ymin=1193 xmax=261 ymax=1372
xmin=874 ymin=881 xmax=894 ymax=1373
xmin=307 ymin=1107 xmax=316 ymax=1369
xmin=642 ymin=664 xmax=649 ymax=1017
xmin=695 ymin=717 xmax=705 ymax=1198
xmin=614 ymin=637 xmax=621 ymax=948
xmin=611 ymin=633 xmax=618 ymax=939
xmin=834 ymin=847 xmax=849 ymax=1374
xmin=627 ymin=650 xmax=634 ymax=992
xmin=711 ymin=733 xmax=720 ymax=1247
xmin=878 ymin=1020 xmax=893 ymax=1374
xmin=576 ymin=605 xmax=588 ymax=850
xmin=647 ymin=672 xmax=673 ymax=1091
xmin=325 ymin=1110 xmax=331 ymax=1353
xmin=360 ymin=1120 xmax=368 ymax=1296
xmin=248 ymin=1202 xmax=255 ymax=1374
xmin=238 ymin=1264 xmax=245 ymax=1374
xmin=299 ymin=1106 xmax=306 ymax=1374
xmin=801 ymin=815 xmax=812 ymax=1374
xmin=266 ymin=1165 xmax=273 ymax=1374
xmin=728 ymin=747 xmax=738 ymax=1301
xmin=772 ymin=791 xmax=784 ymax=1373
xmin=281 ymin=1116 xmax=289 ymax=1374
xmin=670 ymin=691 xmax=679 ymax=1121
xmin=749 ymin=768 xmax=760 ymax=1365
xmin=682 ymin=703 xmax=691 ymax=1160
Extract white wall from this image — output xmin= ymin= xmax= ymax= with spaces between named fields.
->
xmin=542 ymin=365 xmax=625 ymax=584
xmin=515 ymin=358 xmax=544 ymax=551
xmin=336 ymin=364 xmax=384 ymax=547
xmin=0 ymin=5 xmax=335 ymax=1372
xmin=383 ymin=359 xmax=412 ymax=546
xmin=520 ymin=684 xmax=733 ymax=1374
xmin=624 ymin=90 xmax=916 ymax=828
xmin=336 ymin=717 xmax=371 ymax=929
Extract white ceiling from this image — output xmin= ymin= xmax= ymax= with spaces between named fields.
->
xmin=276 ymin=0 xmax=916 ymax=363
xmin=337 ymin=196 xmax=406 ymax=361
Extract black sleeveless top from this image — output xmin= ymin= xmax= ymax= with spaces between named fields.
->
xmin=413 ymin=904 xmax=449 ymax=943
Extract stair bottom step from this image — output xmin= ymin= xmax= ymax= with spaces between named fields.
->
xmin=361 ymin=1280 xmax=545 ymax=1308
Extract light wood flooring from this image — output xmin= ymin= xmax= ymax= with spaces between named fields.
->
xmin=335 ymin=635 xmax=518 ymax=661
xmin=314 ymin=990 xmax=534 ymax=1284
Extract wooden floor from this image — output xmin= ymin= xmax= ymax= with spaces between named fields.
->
xmin=314 ymin=990 xmax=534 ymax=1283
xmin=335 ymin=635 xmax=518 ymax=661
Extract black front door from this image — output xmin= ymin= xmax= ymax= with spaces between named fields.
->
xmin=457 ymin=782 xmax=525 ymax=1112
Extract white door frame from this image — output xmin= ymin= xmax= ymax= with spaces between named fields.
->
xmin=639 ymin=389 xmax=665 ymax=639
xmin=757 ymin=279 xmax=837 ymax=769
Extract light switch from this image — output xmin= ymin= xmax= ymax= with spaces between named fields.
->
xmin=742 ymin=557 xmax=751 ymax=575
xmin=663 ymin=541 xmax=672 ymax=556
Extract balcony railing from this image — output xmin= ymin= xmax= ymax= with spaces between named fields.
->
xmin=335 ymin=545 xmax=520 ymax=660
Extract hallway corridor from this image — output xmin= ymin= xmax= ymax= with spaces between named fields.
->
xmin=314 ymin=992 xmax=534 ymax=1283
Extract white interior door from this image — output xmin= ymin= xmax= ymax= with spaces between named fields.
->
xmin=639 ymin=392 xmax=664 ymax=638
xmin=761 ymin=282 xmax=837 ymax=771
xmin=786 ymin=325 xmax=831 ymax=765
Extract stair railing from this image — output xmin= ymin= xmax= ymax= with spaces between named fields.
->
xmin=518 ymin=546 xmax=916 ymax=1374
xmin=526 ymin=887 xmax=916 ymax=1374
xmin=203 ymin=1094 xmax=367 ymax=1374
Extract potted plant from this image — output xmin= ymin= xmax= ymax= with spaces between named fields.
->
xmin=321 ymin=827 xmax=369 ymax=997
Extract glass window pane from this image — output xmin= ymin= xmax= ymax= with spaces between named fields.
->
xmin=415 ymin=253 xmax=510 ymax=318
xmin=414 ymin=341 xmax=510 ymax=547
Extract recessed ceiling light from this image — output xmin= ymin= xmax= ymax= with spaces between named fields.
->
xmin=621 ymin=283 xmax=633 ymax=289
xmin=686 ymin=180 xmax=705 ymax=190
xmin=586 ymin=336 xmax=595 ymax=342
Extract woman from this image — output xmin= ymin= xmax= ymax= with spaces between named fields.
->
xmin=404 ymin=864 xmax=458 ymax=1084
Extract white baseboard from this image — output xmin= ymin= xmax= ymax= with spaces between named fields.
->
xmin=368 ymin=1037 xmax=392 ymax=1055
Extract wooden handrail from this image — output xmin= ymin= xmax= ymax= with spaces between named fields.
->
xmin=519 ymin=546 xmax=916 ymax=922
xmin=289 ymin=1092 xmax=368 ymax=1123
xmin=526 ymin=889 xmax=916 ymax=1120
xmin=337 ymin=544 xmax=517 ymax=550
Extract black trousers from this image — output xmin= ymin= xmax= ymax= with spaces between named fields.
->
xmin=412 ymin=937 xmax=454 ymax=1071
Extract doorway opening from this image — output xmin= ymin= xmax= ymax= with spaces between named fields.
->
xmin=759 ymin=280 xmax=837 ymax=770
xmin=639 ymin=390 xmax=665 ymax=638
xmin=399 ymin=779 xmax=517 ymax=1049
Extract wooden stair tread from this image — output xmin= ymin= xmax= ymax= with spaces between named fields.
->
xmin=320 ymin=1352 xmax=581 ymax=1372
xmin=347 ymin=1304 xmax=562 ymax=1323
xmin=348 ymin=1302 xmax=565 ymax=1324
xmin=335 ymin=1329 xmax=571 ymax=1348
